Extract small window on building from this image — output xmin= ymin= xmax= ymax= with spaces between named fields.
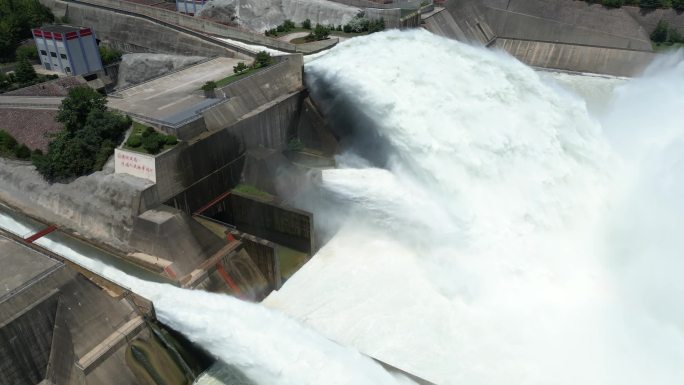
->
xmin=60 ymin=53 xmax=67 ymax=59
xmin=40 ymin=50 xmax=47 ymax=56
xmin=50 ymin=52 xmax=57 ymax=58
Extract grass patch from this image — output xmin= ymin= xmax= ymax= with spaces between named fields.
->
xmin=124 ymin=121 xmax=178 ymax=155
xmin=267 ymin=27 xmax=309 ymax=37
xmin=232 ymin=184 xmax=274 ymax=201
xmin=214 ymin=67 xmax=262 ymax=88
xmin=331 ymin=31 xmax=369 ymax=37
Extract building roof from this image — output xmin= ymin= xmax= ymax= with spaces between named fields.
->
xmin=38 ymin=25 xmax=84 ymax=33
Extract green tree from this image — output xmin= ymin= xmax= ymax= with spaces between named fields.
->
xmin=312 ymin=24 xmax=330 ymax=40
xmin=0 ymin=0 xmax=54 ymax=62
xmin=301 ymin=19 xmax=311 ymax=29
xmin=14 ymin=144 xmax=30 ymax=159
xmin=141 ymin=132 xmax=163 ymax=154
xmin=15 ymin=44 xmax=37 ymax=60
xmin=673 ymin=0 xmax=684 ymax=9
xmin=254 ymin=51 xmax=272 ymax=68
xmin=57 ymin=86 xmax=107 ymax=133
xmin=201 ymin=80 xmax=216 ymax=91
xmin=98 ymin=45 xmax=122 ymax=65
xmin=601 ymin=0 xmax=624 ymax=7
xmin=651 ymin=20 xmax=669 ymax=43
xmin=14 ymin=55 xmax=36 ymax=84
xmin=282 ymin=19 xmax=295 ymax=31
xmin=640 ymin=0 xmax=664 ymax=8
xmin=0 ymin=129 xmax=18 ymax=151
xmin=669 ymin=26 xmax=684 ymax=43
xmin=233 ymin=61 xmax=248 ymax=74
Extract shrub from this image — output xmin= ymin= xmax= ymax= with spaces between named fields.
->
xmin=651 ymin=20 xmax=670 ymax=43
xmin=368 ymin=18 xmax=385 ymax=33
xmin=165 ymin=135 xmax=178 ymax=146
xmin=92 ymin=140 xmax=114 ymax=171
xmin=15 ymin=56 xmax=37 ymax=85
xmin=343 ymin=24 xmax=352 ymax=33
xmin=15 ymin=44 xmax=38 ymax=61
xmin=201 ymin=80 xmax=217 ymax=91
xmin=283 ymin=19 xmax=296 ymax=31
xmin=312 ymin=24 xmax=330 ymax=41
xmin=98 ymin=46 xmax=122 ymax=65
xmin=640 ymin=0 xmax=664 ymax=8
xmin=0 ymin=130 xmax=18 ymax=151
xmin=673 ymin=0 xmax=684 ymax=9
xmin=601 ymin=0 xmax=623 ymax=7
xmin=254 ymin=51 xmax=273 ymax=68
xmin=141 ymin=133 xmax=163 ymax=154
xmin=141 ymin=126 xmax=155 ymax=138
xmin=126 ymin=135 xmax=142 ymax=148
xmin=233 ymin=62 xmax=248 ymax=74
xmin=276 ymin=25 xmax=284 ymax=32
xmin=14 ymin=144 xmax=31 ymax=159
xmin=301 ymin=19 xmax=312 ymax=29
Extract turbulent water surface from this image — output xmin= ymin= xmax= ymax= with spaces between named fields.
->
xmin=2 ymin=29 xmax=684 ymax=385
xmin=265 ymin=30 xmax=684 ymax=384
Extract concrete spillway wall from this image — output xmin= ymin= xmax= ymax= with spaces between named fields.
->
xmin=476 ymin=0 xmax=652 ymax=50
xmin=0 ymin=234 xmax=198 ymax=385
xmin=494 ymin=38 xmax=656 ymax=77
xmin=425 ymin=0 xmax=659 ymax=76
xmin=40 ymin=0 xmax=241 ymax=57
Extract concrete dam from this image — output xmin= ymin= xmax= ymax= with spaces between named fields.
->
xmin=2 ymin=0 xmax=683 ymax=383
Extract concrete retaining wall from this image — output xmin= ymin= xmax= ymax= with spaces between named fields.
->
xmin=0 ymin=159 xmax=156 ymax=251
xmin=495 ymin=38 xmax=656 ymax=77
xmin=207 ymin=55 xmax=304 ymax=130
xmin=165 ymin=91 xmax=303 ymax=212
xmin=209 ymin=193 xmax=314 ymax=255
xmin=40 ymin=0 xmax=239 ymax=57
xmin=329 ymin=0 xmax=421 ymax=9
xmin=71 ymin=0 xmax=337 ymax=54
xmin=423 ymin=8 xmax=468 ymax=41
xmin=478 ymin=0 xmax=652 ymax=50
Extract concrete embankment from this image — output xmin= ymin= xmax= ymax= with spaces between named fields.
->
xmin=0 ymin=158 xmax=156 ymax=251
xmin=40 ymin=0 xmax=246 ymax=57
xmin=425 ymin=0 xmax=662 ymax=76
xmin=494 ymin=38 xmax=656 ymax=77
xmin=0 ymin=228 xmax=204 ymax=385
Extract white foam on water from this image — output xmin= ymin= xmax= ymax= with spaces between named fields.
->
xmin=265 ymin=30 xmax=684 ymax=384
xmin=0 ymin=211 xmax=403 ymax=385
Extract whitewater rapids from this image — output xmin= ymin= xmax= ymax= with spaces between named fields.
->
xmin=265 ymin=29 xmax=684 ymax=384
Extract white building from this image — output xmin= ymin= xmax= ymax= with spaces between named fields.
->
xmin=176 ymin=0 xmax=206 ymax=15
xmin=31 ymin=25 xmax=103 ymax=76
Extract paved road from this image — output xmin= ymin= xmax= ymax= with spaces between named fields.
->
xmin=0 ymin=96 xmax=64 ymax=110
xmin=108 ymin=57 xmax=242 ymax=125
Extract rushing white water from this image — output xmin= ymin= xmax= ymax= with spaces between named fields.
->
xmin=265 ymin=30 xmax=684 ymax=384
xmin=0 ymin=210 xmax=405 ymax=385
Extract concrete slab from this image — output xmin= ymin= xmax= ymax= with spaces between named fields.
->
xmin=0 ymin=235 xmax=60 ymax=299
xmin=108 ymin=57 xmax=244 ymax=124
